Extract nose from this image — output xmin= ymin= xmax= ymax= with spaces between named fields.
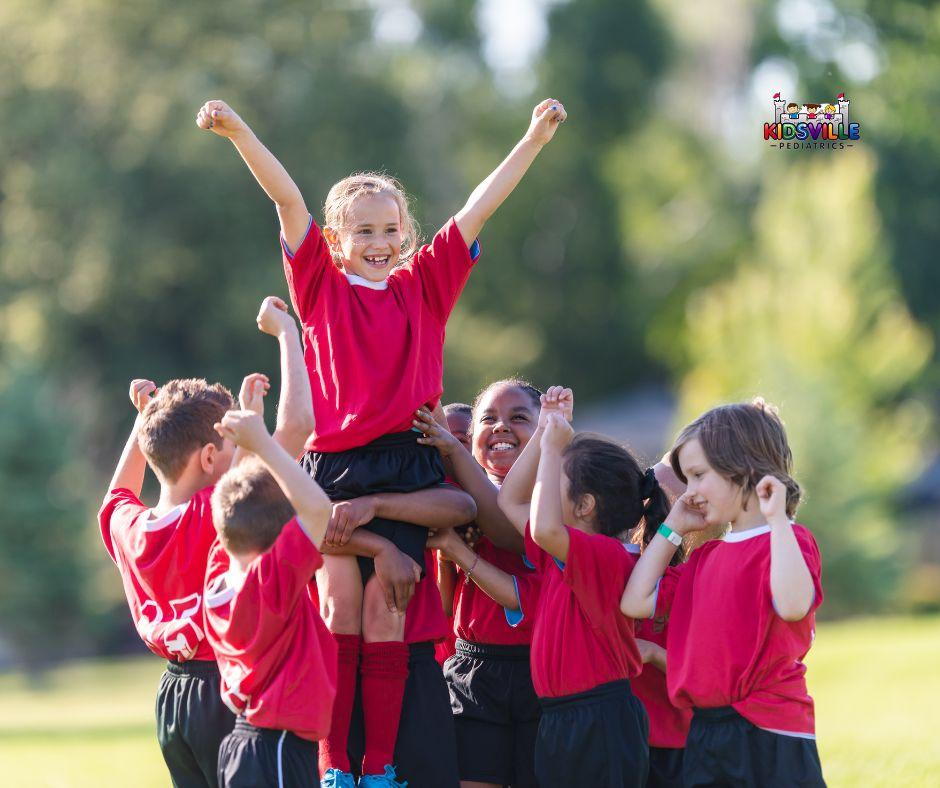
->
xmin=492 ymin=420 xmax=510 ymax=433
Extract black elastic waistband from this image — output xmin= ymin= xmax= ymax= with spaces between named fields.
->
xmin=165 ymin=659 xmax=219 ymax=678
xmin=311 ymin=430 xmax=424 ymax=456
xmin=408 ymin=641 xmax=436 ymax=660
xmin=456 ymin=638 xmax=531 ymax=661
xmin=693 ymin=706 xmax=741 ymax=722
xmin=231 ymin=716 xmax=311 ymax=743
xmin=540 ymin=679 xmax=634 ymax=710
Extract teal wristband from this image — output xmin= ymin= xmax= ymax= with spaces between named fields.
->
xmin=657 ymin=523 xmax=683 ymax=547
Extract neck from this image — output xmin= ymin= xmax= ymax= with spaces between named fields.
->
xmin=729 ymin=495 xmax=767 ymax=531
xmin=154 ymin=475 xmax=208 ymax=514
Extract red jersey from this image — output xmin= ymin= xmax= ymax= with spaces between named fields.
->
xmin=453 ymin=537 xmax=540 ymax=645
xmin=282 ymin=217 xmax=481 ymax=453
xmin=98 ymin=487 xmax=218 ymax=662
xmin=204 ymin=519 xmax=338 ymax=740
xmin=631 ymin=552 xmax=691 ymax=748
xmin=525 ymin=525 xmax=642 ymax=698
xmin=666 ymin=523 xmax=823 ymax=737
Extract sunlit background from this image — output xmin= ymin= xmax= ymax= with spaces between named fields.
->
xmin=1 ymin=0 xmax=938 ymax=784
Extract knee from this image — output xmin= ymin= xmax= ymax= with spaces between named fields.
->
xmin=362 ymin=579 xmax=405 ymax=642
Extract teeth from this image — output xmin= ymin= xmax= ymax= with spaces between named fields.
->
xmin=491 ymin=442 xmax=515 ymax=451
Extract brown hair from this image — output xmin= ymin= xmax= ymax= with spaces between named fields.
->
xmin=669 ymin=398 xmax=802 ymax=518
xmin=471 ymin=378 xmax=542 ymax=428
xmin=563 ymin=434 xmax=672 ymax=543
xmin=211 ymin=458 xmax=296 ymax=555
xmin=138 ymin=379 xmax=234 ymax=482
xmin=323 ymin=172 xmax=420 ymax=265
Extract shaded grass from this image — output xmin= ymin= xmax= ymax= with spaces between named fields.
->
xmin=0 ymin=617 xmax=937 ymax=786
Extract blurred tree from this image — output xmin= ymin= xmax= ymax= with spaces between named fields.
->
xmin=673 ymin=150 xmax=932 ymax=615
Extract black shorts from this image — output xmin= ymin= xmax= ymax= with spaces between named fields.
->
xmin=647 ymin=746 xmax=683 ymax=787
xmin=444 ymin=639 xmax=540 ymax=787
xmin=684 ymin=707 xmax=825 ymax=787
xmin=217 ymin=717 xmax=319 ymax=788
xmin=302 ymin=430 xmax=444 ymax=577
xmin=348 ymin=642 xmax=459 ymax=787
xmin=156 ymin=659 xmax=236 ymax=788
xmin=537 ymin=679 xmax=649 ymax=788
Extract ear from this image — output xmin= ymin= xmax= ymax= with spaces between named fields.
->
xmin=576 ymin=492 xmax=596 ymax=520
xmin=200 ymin=442 xmax=217 ymax=474
xmin=322 ymin=226 xmax=342 ymax=253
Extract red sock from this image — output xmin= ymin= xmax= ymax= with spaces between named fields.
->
xmin=318 ymin=634 xmax=361 ymax=775
xmin=360 ymin=641 xmax=410 ymax=776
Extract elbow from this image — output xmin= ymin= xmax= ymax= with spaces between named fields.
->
xmin=284 ymin=414 xmax=315 ymax=448
xmin=455 ymin=493 xmax=477 ymax=525
xmin=773 ymin=591 xmax=814 ymax=622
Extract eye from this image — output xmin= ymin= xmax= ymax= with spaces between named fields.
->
xmin=480 ymin=415 xmax=495 ymax=424
xmin=512 ymin=414 xmax=530 ymax=422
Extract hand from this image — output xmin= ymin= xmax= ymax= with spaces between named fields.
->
xmin=195 ymin=100 xmax=248 ymax=138
xmin=214 ymin=410 xmax=271 ymax=453
xmin=129 ymin=379 xmax=157 ymax=414
xmin=525 ymin=98 xmax=567 ymax=146
xmin=426 ymin=528 xmax=464 ymax=561
xmin=538 ymin=385 xmax=574 ymax=428
xmin=664 ymin=492 xmax=708 ymax=536
xmin=256 ymin=296 xmax=296 ymax=337
xmin=756 ymin=475 xmax=788 ymax=523
xmin=238 ymin=373 xmax=270 ymax=415
xmin=636 ymin=638 xmax=666 ymax=668
xmin=373 ymin=545 xmax=422 ymax=615
xmin=540 ymin=411 xmax=574 ymax=453
xmin=324 ymin=497 xmax=376 ymax=547
xmin=414 ymin=407 xmax=463 ymax=457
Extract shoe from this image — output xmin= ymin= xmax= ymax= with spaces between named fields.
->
xmin=358 ymin=764 xmax=408 ymax=787
xmin=321 ymin=768 xmax=357 ymax=788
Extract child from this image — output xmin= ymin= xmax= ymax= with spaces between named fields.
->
xmin=98 ymin=297 xmax=314 ymax=786
xmin=197 ymin=96 xmax=566 ymax=787
xmin=206 ymin=409 xmax=337 ymax=787
xmin=621 ymin=399 xmax=825 ymax=787
xmin=414 ymin=379 xmax=544 ymax=788
xmin=497 ymin=387 xmax=670 ymax=788
xmin=444 ymin=402 xmax=473 ymax=453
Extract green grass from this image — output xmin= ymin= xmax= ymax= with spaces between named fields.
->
xmin=0 ymin=617 xmax=937 ymax=786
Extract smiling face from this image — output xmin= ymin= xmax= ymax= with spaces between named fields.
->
xmin=675 ymin=437 xmax=747 ymax=527
xmin=471 ymin=384 xmax=539 ymax=482
xmin=332 ymin=193 xmax=403 ymax=282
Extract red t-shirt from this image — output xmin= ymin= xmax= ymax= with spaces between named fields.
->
xmin=282 ymin=217 xmax=480 ymax=453
xmin=453 ymin=537 xmax=540 ymax=646
xmin=98 ymin=487 xmax=218 ymax=662
xmin=203 ymin=519 xmax=338 ymax=741
xmin=666 ymin=523 xmax=823 ymax=737
xmin=631 ymin=553 xmax=692 ymax=748
xmin=525 ymin=525 xmax=642 ymax=698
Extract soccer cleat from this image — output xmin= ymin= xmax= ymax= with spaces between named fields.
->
xmin=358 ymin=764 xmax=408 ymax=787
xmin=321 ymin=768 xmax=357 ymax=788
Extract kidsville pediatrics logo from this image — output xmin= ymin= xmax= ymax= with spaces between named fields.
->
xmin=764 ymin=92 xmax=860 ymax=150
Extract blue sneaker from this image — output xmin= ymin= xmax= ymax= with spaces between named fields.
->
xmin=321 ymin=768 xmax=357 ymax=788
xmin=358 ymin=765 xmax=408 ymax=787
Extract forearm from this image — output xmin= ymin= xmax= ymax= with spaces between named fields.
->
xmin=620 ymin=537 xmax=676 ymax=619
xmin=228 ymin=128 xmax=305 ymax=210
xmin=769 ymin=516 xmax=815 ymax=620
xmin=454 ymin=136 xmax=544 ymax=243
xmin=497 ymin=425 xmax=543 ymax=531
xmin=255 ymin=437 xmax=331 ymax=541
xmin=436 ymin=557 xmax=457 ymax=616
xmin=271 ymin=324 xmax=314 ymax=457
xmin=648 ymin=643 xmax=667 ymax=673
xmin=449 ymin=448 xmax=524 ymax=552
xmin=320 ymin=529 xmax=394 ymax=558
xmin=530 ymin=447 xmax=568 ymax=560
xmin=448 ymin=541 xmax=519 ymax=611
xmin=108 ymin=416 xmax=148 ymax=496
xmin=370 ymin=487 xmax=476 ymax=528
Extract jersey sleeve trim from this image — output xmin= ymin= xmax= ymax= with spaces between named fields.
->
xmin=281 ymin=214 xmax=314 ymax=260
xmin=503 ymin=575 xmax=525 ymax=628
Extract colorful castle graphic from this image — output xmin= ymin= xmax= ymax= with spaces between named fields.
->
xmin=764 ymin=91 xmax=860 ymax=143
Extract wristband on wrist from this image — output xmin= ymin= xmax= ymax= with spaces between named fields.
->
xmin=657 ymin=523 xmax=683 ymax=547
xmin=465 ymin=553 xmax=481 ymax=582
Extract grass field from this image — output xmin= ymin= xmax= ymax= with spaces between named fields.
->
xmin=0 ymin=615 xmax=937 ymax=786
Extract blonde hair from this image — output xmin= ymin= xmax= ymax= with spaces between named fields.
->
xmin=323 ymin=172 xmax=420 ymax=265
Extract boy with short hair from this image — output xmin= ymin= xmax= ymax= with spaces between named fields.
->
xmin=99 ymin=296 xmax=313 ymax=787
xmin=206 ymin=409 xmax=338 ymax=786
